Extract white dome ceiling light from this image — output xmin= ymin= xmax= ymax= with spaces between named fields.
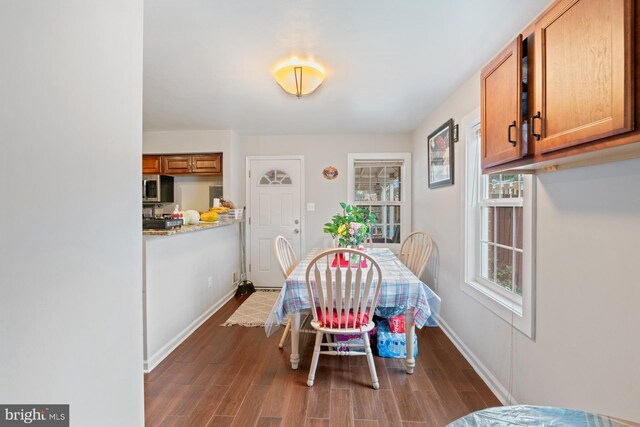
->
xmin=274 ymin=56 xmax=325 ymax=98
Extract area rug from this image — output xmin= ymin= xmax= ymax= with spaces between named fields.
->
xmin=221 ymin=290 xmax=280 ymax=327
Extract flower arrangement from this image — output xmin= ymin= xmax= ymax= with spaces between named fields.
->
xmin=323 ymin=202 xmax=377 ymax=248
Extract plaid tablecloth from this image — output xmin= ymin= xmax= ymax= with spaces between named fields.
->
xmin=264 ymin=248 xmax=441 ymax=337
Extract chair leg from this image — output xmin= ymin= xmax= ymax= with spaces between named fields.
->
xmin=307 ymin=331 xmax=324 ymax=387
xmin=362 ymin=332 xmax=379 ymax=390
xmin=278 ymin=317 xmax=291 ymax=349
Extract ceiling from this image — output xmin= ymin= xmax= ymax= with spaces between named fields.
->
xmin=143 ymin=0 xmax=551 ymax=135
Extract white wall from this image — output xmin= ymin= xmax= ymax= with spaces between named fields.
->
xmin=239 ymin=134 xmax=411 ymax=249
xmin=144 ymin=225 xmax=240 ymax=371
xmin=412 ymin=72 xmax=640 ymax=421
xmin=0 ymin=2 xmax=144 ymax=426
xmin=143 ymin=130 xmax=241 ymax=204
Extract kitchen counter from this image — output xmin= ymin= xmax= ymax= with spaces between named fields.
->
xmin=143 ymin=217 xmax=241 ymax=371
xmin=143 ymin=218 xmax=243 ymax=236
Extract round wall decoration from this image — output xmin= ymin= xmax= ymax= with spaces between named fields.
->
xmin=322 ymin=166 xmax=339 ymax=180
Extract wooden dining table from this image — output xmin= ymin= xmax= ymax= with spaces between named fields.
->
xmin=265 ymin=247 xmax=441 ymax=374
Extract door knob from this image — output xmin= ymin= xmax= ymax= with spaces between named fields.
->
xmin=293 ymin=229 xmax=300 ymax=234
xmin=294 ymin=219 xmax=299 ymax=224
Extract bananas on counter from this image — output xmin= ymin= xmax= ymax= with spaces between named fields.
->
xmin=199 ymin=206 xmax=228 ymax=222
xmin=200 ymin=211 xmax=219 ymax=222
xmin=209 ymin=206 xmax=229 ymax=213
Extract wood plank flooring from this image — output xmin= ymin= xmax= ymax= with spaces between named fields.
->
xmin=145 ymin=295 xmax=501 ymax=427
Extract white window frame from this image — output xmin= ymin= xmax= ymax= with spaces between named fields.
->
xmin=347 ymin=153 xmax=412 ymax=253
xmin=462 ymin=112 xmax=536 ymax=338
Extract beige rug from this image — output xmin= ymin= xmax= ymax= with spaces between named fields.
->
xmin=221 ymin=290 xmax=280 ymax=327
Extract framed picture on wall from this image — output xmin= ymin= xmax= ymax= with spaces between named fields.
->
xmin=427 ymin=118 xmax=454 ymax=188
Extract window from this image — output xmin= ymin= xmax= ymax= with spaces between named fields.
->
xmin=348 ymin=153 xmax=411 ymax=251
xmin=480 ymin=174 xmax=525 ymax=296
xmin=259 ymin=169 xmax=292 ymax=185
xmin=464 ymin=122 xmax=536 ymax=338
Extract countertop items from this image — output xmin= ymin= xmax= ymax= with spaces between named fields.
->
xmin=143 ymin=217 xmax=183 ymax=230
xmin=143 ymin=218 xmax=242 ymax=236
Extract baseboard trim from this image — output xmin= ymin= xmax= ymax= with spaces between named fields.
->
xmin=144 ymin=288 xmax=236 ymax=373
xmin=436 ymin=315 xmax=517 ymax=406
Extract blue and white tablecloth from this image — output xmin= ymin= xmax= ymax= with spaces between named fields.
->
xmin=264 ymin=248 xmax=441 ymax=337
xmin=447 ymin=405 xmax=637 ymax=427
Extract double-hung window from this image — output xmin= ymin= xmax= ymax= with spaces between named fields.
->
xmin=464 ymin=123 xmax=536 ymax=338
xmin=348 ymin=153 xmax=411 ymax=252
xmin=480 ymin=174 xmax=525 ymax=295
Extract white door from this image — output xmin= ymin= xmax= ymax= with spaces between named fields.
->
xmin=248 ymin=158 xmax=303 ymax=287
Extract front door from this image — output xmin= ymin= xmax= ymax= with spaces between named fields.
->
xmin=248 ymin=158 xmax=303 ymax=287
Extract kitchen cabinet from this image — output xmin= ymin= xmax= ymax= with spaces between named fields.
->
xmin=160 ymin=153 xmax=222 ymax=175
xmin=481 ymin=0 xmax=636 ymax=173
xmin=161 ymin=155 xmax=192 ymax=174
xmin=142 ymin=155 xmax=161 ymax=174
xmin=190 ymin=154 xmax=222 ymax=174
xmin=481 ymin=36 xmax=525 ymax=168
xmin=533 ymin=0 xmax=633 ymax=153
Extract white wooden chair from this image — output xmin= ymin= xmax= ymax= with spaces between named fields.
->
xmin=399 ymin=231 xmax=433 ymax=278
xmin=274 ymin=236 xmax=314 ymax=348
xmin=305 ymin=248 xmax=383 ymax=389
xmin=275 ymin=235 xmax=297 ymax=278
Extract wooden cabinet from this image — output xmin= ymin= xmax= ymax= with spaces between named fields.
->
xmin=481 ymin=36 xmax=525 ymax=168
xmin=534 ymin=0 xmax=633 ymax=153
xmin=162 ymin=155 xmax=192 ymax=174
xmin=481 ymin=0 xmax=636 ymax=172
xmin=142 ymin=155 xmax=161 ymax=174
xmin=157 ymin=153 xmax=222 ymax=175
xmin=191 ymin=154 xmax=221 ymax=174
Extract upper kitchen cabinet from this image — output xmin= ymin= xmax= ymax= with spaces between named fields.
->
xmin=481 ymin=36 xmax=525 ymax=168
xmin=142 ymin=155 xmax=161 ymax=174
xmin=162 ymin=155 xmax=191 ymax=174
xmin=481 ymin=0 xmax=637 ymax=173
xmin=190 ymin=154 xmax=222 ymax=174
xmin=533 ymin=0 xmax=634 ymax=153
xmin=161 ymin=153 xmax=222 ymax=175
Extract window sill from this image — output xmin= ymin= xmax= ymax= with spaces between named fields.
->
xmin=463 ymin=279 xmax=533 ymax=338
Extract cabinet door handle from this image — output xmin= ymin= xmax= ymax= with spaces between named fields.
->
xmin=530 ymin=111 xmax=541 ymax=141
xmin=508 ymin=121 xmax=517 ymax=147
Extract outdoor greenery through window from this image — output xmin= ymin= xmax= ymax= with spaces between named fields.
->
xmin=353 ymin=161 xmax=402 ymax=244
xmin=480 ymin=174 xmax=524 ymax=296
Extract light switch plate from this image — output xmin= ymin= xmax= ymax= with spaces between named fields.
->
xmin=307 ymin=202 xmax=315 ymax=212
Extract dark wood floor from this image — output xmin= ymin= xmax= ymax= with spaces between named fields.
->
xmin=144 ymin=295 xmax=501 ymax=427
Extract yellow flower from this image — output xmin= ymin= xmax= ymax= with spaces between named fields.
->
xmin=337 ymin=224 xmax=347 ymax=235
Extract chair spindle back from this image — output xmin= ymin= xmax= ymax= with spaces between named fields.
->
xmin=274 ymin=236 xmax=298 ymax=278
xmin=399 ymin=231 xmax=433 ymax=278
xmin=305 ymin=249 xmax=382 ymax=330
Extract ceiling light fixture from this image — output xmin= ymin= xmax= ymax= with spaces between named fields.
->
xmin=274 ymin=56 xmax=325 ymax=98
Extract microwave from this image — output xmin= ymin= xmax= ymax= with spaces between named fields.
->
xmin=142 ymin=175 xmax=175 ymax=203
